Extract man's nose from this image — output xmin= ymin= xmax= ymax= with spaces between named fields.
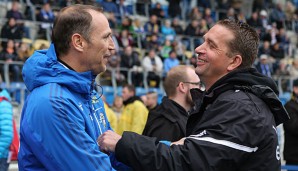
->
xmin=109 ymin=37 xmax=115 ymax=50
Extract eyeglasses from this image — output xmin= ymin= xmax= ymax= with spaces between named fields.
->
xmin=182 ymin=81 xmax=202 ymax=86
xmin=177 ymin=81 xmax=205 ymax=91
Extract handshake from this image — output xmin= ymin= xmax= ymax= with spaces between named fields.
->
xmin=97 ymin=130 xmax=186 ymax=153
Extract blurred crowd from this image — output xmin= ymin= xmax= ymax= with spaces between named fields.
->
xmin=1 ymin=0 xmax=298 ymax=90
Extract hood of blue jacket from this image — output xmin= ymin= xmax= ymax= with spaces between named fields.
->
xmin=22 ymin=44 xmax=95 ymax=94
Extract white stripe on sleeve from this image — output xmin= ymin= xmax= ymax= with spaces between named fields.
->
xmin=187 ymin=136 xmax=258 ymax=153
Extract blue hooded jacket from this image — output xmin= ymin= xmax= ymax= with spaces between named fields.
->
xmin=18 ymin=44 xmax=121 ymax=170
xmin=0 ymin=89 xmax=13 ymax=159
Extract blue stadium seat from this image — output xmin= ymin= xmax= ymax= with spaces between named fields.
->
xmin=116 ymin=86 xmax=122 ymax=96
xmin=279 ymin=92 xmax=291 ymax=105
xmin=102 ymin=86 xmax=115 ymax=106
xmin=136 ymin=87 xmax=147 ymax=96
xmin=281 ymin=165 xmax=298 ymax=171
xmin=148 ymin=87 xmax=164 ymax=104
xmin=8 ymin=82 xmax=29 ymax=104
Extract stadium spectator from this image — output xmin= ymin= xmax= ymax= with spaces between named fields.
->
xmin=226 ymin=7 xmax=237 ymax=20
xmin=171 ymin=18 xmax=184 ymax=35
xmin=143 ymin=65 xmax=202 ymax=141
xmin=5 ymin=1 xmax=29 ymax=38
xmin=270 ymin=41 xmax=285 ymax=60
xmin=111 ymin=95 xmax=124 ymax=118
xmin=217 ymin=0 xmax=231 ymax=20
xmin=142 ymin=91 xmax=158 ymax=111
xmin=150 ymin=2 xmax=166 ymax=19
xmin=116 ymin=29 xmax=134 ymax=48
xmin=18 ymin=5 xmax=129 ymax=170
xmin=0 ymin=17 xmax=23 ymax=47
xmin=168 ymin=0 xmax=181 ymax=19
xmin=120 ymin=45 xmax=143 ymax=87
xmin=98 ymin=19 xmax=289 ymax=171
xmin=0 ymin=39 xmax=21 ymax=82
xmin=277 ymin=28 xmax=290 ymax=56
xmin=255 ymin=54 xmax=273 ymax=77
xmin=144 ymin=14 xmax=160 ymax=35
xmin=0 ymin=84 xmax=13 ymax=171
xmin=252 ymin=0 xmax=273 ymax=12
xmin=118 ymin=16 xmax=134 ymax=32
xmin=36 ymin=2 xmax=55 ymax=39
xmin=116 ymin=84 xmax=148 ymax=135
xmin=142 ymin=49 xmax=163 ymax=88
xmin=270 ymin=3 xmax=286 ymax=29
xmin=163 ymin=50 xmax=180 ymax=77
xmin=144 ymin=33 xmax=161 ymax=51
xmin=181 ymin=0 xmax=191 ymax=20
xmin=17 ymin=38 xmax=34 ymax=62
xmin=259 ymin=9 xmax=270 ymax=30
xmin=197 ymin=0 xmax=211 ymax=9
xmin=102 ymin=95 xmax=118 ymax=131
xmin=258 ymin=40 xmax=271 ymax=57
xmin=203 ymin=8 xmax=215 ymax=27
xmin=283 ymin=79 xmax=298 ymax=166
xmin=160 ymin=39 xmax=172 ymax=60
xmin=247 ymin=11 xmax=263 ymax=29
xmin=161 ymin=19 xmax=176 ymax=42
xmin=106 ymin=12 xmax=118 ymax=29
xmin=132 ymin=18 xmax=146 ymax=45
xmin=188 ymin=6 xmax=202 ymax=21
xmin=285 ymin=1 xmax=296 ymax=30
xmin=132 ymin=18 xmax=145 ymax=34
xmin=183 ymin=19 xmax=201 ymax=50
xmin=117 ymin=0 xmax=132 ymax=18
xmin=289 ymin=58 xmax=298 ymax=78
xmin=100 ymin=0 xmax=118 ymax=14
xmin=199 ymin=19 xmax=209 ymax=36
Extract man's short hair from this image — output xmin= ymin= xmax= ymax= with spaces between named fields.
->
xmin=51 ymin=4 xmax=103 ymax=57
xmin=164 ymin=65 xmax=193 ymax=97
xmin=123 ymin=84 xmax=135 ymax=94
xmin=217 ymin=19 xmax=259 ymax=69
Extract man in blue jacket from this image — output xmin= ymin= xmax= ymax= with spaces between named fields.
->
xmin=18 ymin=4 xmax=127 ymax=171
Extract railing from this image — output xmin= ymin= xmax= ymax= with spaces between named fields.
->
xmin=272 ymin=75 xmax=298 ymax=94
xmin=0 ymin=60 xmax=24 ymax=87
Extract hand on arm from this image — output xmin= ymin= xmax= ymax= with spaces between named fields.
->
xmin=98 ymin=130 xmax=122 ymax=153
xmin=171 ymin=137 xmax=186 ymax=146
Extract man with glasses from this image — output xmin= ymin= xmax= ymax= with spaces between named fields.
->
xmin=142 ymin=65 xmax=203 ymax=142
xmin=98 ymin=19 xmax=289 ymax=170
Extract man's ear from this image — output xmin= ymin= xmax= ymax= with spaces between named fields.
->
xmin=177 ymin=82 xmax=187 ymax=93
xmin=71 ymin=33 xmax=84 ymax=52
xmin=227 ymin=55 xmax=242 ymax=71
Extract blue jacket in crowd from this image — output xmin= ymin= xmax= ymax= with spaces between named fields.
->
xmin=18 ymin=44 xmax=125 ymax=171
xmin=0 ymin=89 xmax=13 ymax=159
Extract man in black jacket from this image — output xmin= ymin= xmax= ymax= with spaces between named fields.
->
xmin=98 ymin=19 xmax=289 ymax=171
xmin=142 ymin=65 xmax=202 ymax=142
xmin=283 ymin=79 xmax=298 ymax=166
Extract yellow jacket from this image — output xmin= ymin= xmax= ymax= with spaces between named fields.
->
xmin=116 ymin=100 xmax=148 ymax=135
xmin=104 ymin=102 xmax=118 ymax=131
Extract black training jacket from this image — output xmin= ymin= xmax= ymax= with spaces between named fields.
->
xmin=142 ymin=97 xmax=189 ymax=142
xmin=115 ymin=68 xmax=289 ymax=171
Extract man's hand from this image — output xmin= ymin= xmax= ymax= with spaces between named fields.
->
xmin=171 ymin=137 xmax=186 ymax=146
xmin=97 ymin=130 xmax=121 ymax=153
